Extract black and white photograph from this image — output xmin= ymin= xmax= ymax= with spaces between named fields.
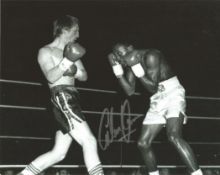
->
xmin=1 ymin=0 xmax=220 ymax=174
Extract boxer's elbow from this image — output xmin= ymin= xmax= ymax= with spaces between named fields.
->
xmin=125 ymin=87 xmax=135 ymax=96
xmin=47 ymin=76 xmax=59 ymax=84
xmin=127 ymin=88 xmax=135 ymax=96
xmin=44 ymin=67 xmax=62 ymax=84
xmin=77 ymin=71 xmax=88 ymax=81
xmin=46 ymin=71 xmax=63 ymax=84
xmin=79 ymin=75 xmax=88 ymax=81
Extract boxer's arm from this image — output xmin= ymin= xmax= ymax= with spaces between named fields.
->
xmin=139 ymin=74 xmax=157 ymax=93
xmin=138 ymin=55 xmax=160 ymax=93
xmin=74 ymin=59 xmax=88 ymax=81
xmin=117 ymin=67 xmax=136 ymax=96
xmin=38 ymin=48 xmax=66 ymax=84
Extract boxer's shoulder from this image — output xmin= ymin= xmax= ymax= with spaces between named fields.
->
xmin=37 ymin=46 xmax=55 ymax=66
xmin=38 ymin=45 xmax=53 ymax=57
xmin=40 ymin=45 xmax=63 ymax=60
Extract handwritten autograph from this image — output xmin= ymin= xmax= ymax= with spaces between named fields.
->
xmin=98 ymin=99 xmax=142 ymax=150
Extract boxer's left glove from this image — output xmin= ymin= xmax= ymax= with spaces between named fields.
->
xmin=123 ymin=50 xmax=145 ymax=78
xmin=108 ymin=53 xmax=124 ymax=78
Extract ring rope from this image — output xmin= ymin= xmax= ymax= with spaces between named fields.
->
xmin=0 ymin=104 xmax=46 ymax=110
xmin=1 ymin=135 xmax=220 ymax=145
xmin=0 ymin=136 xmax=52 ymax=140
xmin=82 ymin=110 xmax=142 ymax=117
xmin=0 ymin=165 xmax=219 ymax=169
xmin=0 ymin=79 xmax=42 ymax=86
xmin=1 ymin=79 xmax=220 ymax=100
xmin=0 ymin=104 xmax=220 ymax=120
xmin=1 ymin=79 xmax=219 ymax=169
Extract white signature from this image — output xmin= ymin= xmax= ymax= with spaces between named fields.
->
xmin=98 ymin=99 xmax=142 ymax=150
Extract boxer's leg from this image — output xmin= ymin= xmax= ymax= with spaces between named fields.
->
xmin=166 ymin=114 xmax=202 ymax=175
xmin=19 ymin=130 xmax=72 ymax=175
xmin=137 ymin=124 xmax=163 ymax=175
xmin=56 ymin=90 xmax=104 ymax=175
xmin=68 ymin=121 xmax=104 ymax=175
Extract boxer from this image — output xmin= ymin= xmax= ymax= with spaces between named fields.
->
xmin=108 ymin=44 xmax=203 ymax=175
xmin=18 ymin=15 xmax=104 ymax=175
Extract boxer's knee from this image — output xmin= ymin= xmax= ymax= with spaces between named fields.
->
xmin=137 ymin=138 xmax=152 ymax=151
xmin=50 ymin=148 xmax=68 ymax=163
xmin=81 ymin=133 xmax=97 ymax=149
xmin=86 ymin=134 xmax=97 ymax=147
xmin=167 ymin=133 xmax=182 ymax=147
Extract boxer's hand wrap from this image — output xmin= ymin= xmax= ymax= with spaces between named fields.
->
xmin=108 ymin=53 xmax=124 ymax=78
xmin=59 ymin=57 xmax=74 ymax=71
xmin=112 ymin=63 xmax=124 ymax=78
xmin=131 ymin=63 xmax=145 ymax=78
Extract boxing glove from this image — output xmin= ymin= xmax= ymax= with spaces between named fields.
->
xmin=63 ymin=42 xmax=86 ymax=62
xmin=123 ymin=50 xmax=145 ymax=78
xmin=59 ymin=43 xmax=85 ymax=72
xmin=63 ymin=64 xmax=77 ymax=76
xmin=108 ymin=53 xmax=124 ymax=78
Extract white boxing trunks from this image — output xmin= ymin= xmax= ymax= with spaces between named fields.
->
xmin=143 ymin=76 xmax=187 ymax=125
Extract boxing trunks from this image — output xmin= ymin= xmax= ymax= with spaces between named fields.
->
xmin=143 ymin=76 xmax=187 ymax=125
xmin=50 ymin=85 xmax=85 ymax=134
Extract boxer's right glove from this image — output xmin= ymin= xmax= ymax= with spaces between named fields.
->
xmin=123 ymin=50 xmax=145 ymax=78
xmin=63 ymin=42 xmax=86 ymax=62
xmin=59 ymin=42 xmax=86 ymax=72
xmin=108 ymin=53 xmax=124 ymax=78
xmin=63 ymin=64 xmax=78 ymax=76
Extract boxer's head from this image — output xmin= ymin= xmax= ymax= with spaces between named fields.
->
xmin=144 ymin=49 xmax=164 ymax=67
xmin=53 ymin=15 xmax=79 ymax=43
xmin=113 ymin=43 xmax=134 ymax=65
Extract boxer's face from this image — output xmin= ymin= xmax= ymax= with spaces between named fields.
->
xmin=64 ymin=24 xmax=79 ymax=43
xmin=114 ymin=45 xmax=130 ymax=65
xmin=116 ymin=46 xmax=128 ymax=57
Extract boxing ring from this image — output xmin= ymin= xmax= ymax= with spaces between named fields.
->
xmin=0 ymin=78 xmax=220 ymax=173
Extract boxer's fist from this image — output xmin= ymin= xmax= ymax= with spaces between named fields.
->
xmin=63 ymin=42 xmax=86 ymax=62
xmin=123 ymin=50 xmax=145 ymax=78
xmin=108 ymin=53 xmax=124 ymax=78
xmin=108 ymin=53 xmax=119 ymax=66
xmin=63 ymin=64 xmax=77 ymax=76
xmin=123 ymin=50 xmax=141 ymax=67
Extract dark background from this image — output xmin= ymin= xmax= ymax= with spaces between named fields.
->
xmin=1 ymin=0 xmax=220 ymax=167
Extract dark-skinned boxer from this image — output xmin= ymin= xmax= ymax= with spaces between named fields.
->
xmin=108 ymin=43 xmax=203 ymax=175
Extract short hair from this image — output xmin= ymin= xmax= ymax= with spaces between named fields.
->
xmin=113 ymin=43 xmax=132 ymax=51
xmin=145 ymin=49 xmax=164 ymax=59
xmin=53 ymin=15 xmax=79 ymax=38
